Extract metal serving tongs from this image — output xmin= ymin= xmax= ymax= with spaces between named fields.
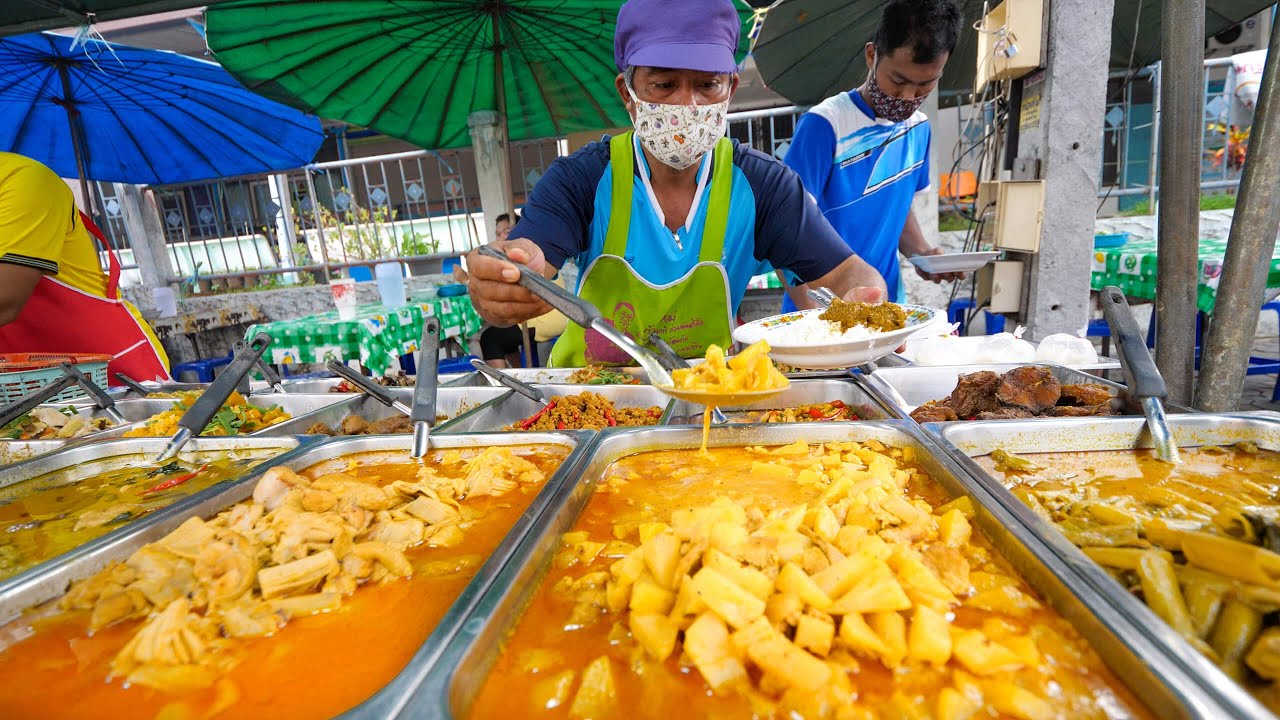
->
xmin=59 ymin=363 xmax=127 ymax=424
xmin=153 ymin=333 xmax=273 ymax=463
xmin=1099 ymin=285 xmax=1181 ymax=464
xmin=114 ymin=372 xmax=153 ymax=397
xmin=230 ymin=340 xmax=288 ymax=395
xmin=469 ymin=358 xmax=549 ymax=406
xmin=647 ymin=333 xmax=728 ymax=424
xmin=325 ymin=361 xmax=414 ymax=416
xmin=0 ymin=373 xmax=80 ymax=429
xmin=411 ymin=317 xmax=442 ymax=459
xmin=477 ymin=245 xmax=788 ymax=407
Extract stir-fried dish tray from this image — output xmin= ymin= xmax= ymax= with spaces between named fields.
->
xmin=123 ymin=391 xmax=291 ymax=437
xmin=0 ymin=442 xmax=572 ymax=719
xmin=507 ymin=391 xmax=664 ymax=431
xmin=0 ymin=454 xmax=275 ymax=583
xmin=910 ymin=366 xmax=1119 ymax=422
xmin=2 ymin=405 xmax=115 ymax=440
xmin=464 ymin=439 xmax=1148 ymax=719
xmin=975 ymin=443 xmax=1280 ymax=713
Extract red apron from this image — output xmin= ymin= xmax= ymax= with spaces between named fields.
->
xmin=0 ymin=212 xmax=171 ymax=385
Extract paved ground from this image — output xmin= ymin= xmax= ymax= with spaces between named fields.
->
xmin=1237 ymin=334 xmax=1280 ymax=412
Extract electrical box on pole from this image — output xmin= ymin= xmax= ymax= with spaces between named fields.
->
xmin=975 ymin=0 xmax=1045 ymax=91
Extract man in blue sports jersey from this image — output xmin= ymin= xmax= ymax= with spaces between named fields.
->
xmin=466 ymin=0 xmax=888 ymax=366
xmin=781 ymin=0 xmax=964 ymax=312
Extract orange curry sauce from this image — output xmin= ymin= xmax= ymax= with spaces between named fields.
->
xmin=467 ymin=445 xmax=1149 ymax=720
xmin=0 ymin=446 xmax=567 ymax=720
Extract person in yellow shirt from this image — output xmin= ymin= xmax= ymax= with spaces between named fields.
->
xmin=0 ymin=152 xmax=170 ymax=383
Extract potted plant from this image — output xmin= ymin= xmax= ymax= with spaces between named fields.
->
xmin=401 ymin=231 xmax=443 ymax=276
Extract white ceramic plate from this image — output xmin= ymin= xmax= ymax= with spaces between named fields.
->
xmin=908 ymin=251 xmax=1000 ymax=274
xmin=733 ymin=304 xmax=938 ymax=369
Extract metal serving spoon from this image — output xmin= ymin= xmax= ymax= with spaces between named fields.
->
xmin=476 ymin=246 xmax=787 ymax=408
xmin=1099 ymin=286 xmax=1181 ymax=464
xmin=411 ymin=317 xmax=441 ymax=459
xmin=325 ymin=360 xmax=414 ymax=416
xmin=469 ymin=359 xmax=549 ymax=406
xmin=647 ymin=332 xmax=728 ymax=424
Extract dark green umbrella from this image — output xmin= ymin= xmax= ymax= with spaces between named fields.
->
xmin=206 ymin=0 xmax=757 ymax=150
xmin=754 ymin=0 xmax=1275 ymax=106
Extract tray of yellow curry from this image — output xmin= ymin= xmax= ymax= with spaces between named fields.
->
xmin=933 ymin=413 xmax=1280 ymax=719
xmin=403 ymin=422 xmax=1227 ymax=720
xmin=0 ymin=436 xmax=308 ymax=606
xmin=0 ymin=431 xmax=591 ymax=720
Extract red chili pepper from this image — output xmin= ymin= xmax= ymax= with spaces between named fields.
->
xmin=143 ymin=464 xmax=207 ymax=495
xmin=518 ymin=401 xmax=557 ymax=430
xmin=604 ymin=408 xmax=617 ymax=427
xmin=556 ymin=422 xmax=567 ymax=430
xmin=808 ymin=407 xmax=825 ymax=419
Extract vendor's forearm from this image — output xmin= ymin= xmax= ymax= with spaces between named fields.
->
xmin=898 ymin=212 xmax=932 ymax=258
xmin=0 ymin=264 xmax=42 ymax=326
xmin=807 ymin=255 xmax=887 ymax=299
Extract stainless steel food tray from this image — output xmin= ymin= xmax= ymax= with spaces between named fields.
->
xmin=403 ymin=421 xmax=1226 ymax=719
xmin=0 ymin=439 xmax=69 ymax=468
xmin=265 ymin=372 xmax=482 ymax=394
xmin=858 ymin=362 xmax=1187 ymax=419
xmin=80 ymin=393 xmax=352 ymax=440
xmin=665 ymin=378 xmax=895 ymax=424
xmin=442 ymin=384 xmax=677 ymax=432
xmin=479 ymin=366 xmax=650 ymax=385
xmin=259 ymin=387 xmax=513 ymax=436
xmin=931 ymin=414 xmax=1280 ymax=720
xmin=0 ymin=435 xmax=312 ymax=624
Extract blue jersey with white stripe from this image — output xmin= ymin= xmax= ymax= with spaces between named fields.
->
xmin=781 ymin=90 xmax=931 ymax=311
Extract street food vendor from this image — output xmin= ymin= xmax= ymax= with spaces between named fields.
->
xmin=780 ymin=0 xmax=964 ymax=311
xmin=0 ymin=152 xmax=170 ymax=382
xmin=465 ymin=0 xmax=887 ymax=367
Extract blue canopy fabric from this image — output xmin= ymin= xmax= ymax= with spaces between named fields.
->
xmin=0 ymin=31 xmax=324 ymax=185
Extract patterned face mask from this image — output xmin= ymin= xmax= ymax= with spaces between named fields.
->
xmin=627 ymin=85 xmax=729 ymax=171
xmin=866 ymin=65 xmax=927 ymax=123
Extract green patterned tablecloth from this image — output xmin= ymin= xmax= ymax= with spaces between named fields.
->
xmin=244 ymin=294 xmax=483 ymax=375
xmin=1091 ymin=238 xmax=1280 ymax=313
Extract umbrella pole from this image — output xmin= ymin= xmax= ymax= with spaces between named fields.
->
xmin=1196 ymin=17 xmax=1280 ymax=411
xmin=56 ymin=61 xmax=96 ymax=218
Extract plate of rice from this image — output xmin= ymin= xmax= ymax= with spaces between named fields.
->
xmin=733 ymin=302 xmax=938 ymax=369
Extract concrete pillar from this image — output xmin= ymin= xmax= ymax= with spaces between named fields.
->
xmin=468 ymin=110 xmax=514 ymax=243
xmin=115 ymin=182 xmax=175 ymax=287
xmin=1015 ymin=0 xmax=1115 ymax=341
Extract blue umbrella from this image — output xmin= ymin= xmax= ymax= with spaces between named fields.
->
xmin=0 ymin=31 xmax=323 ymax=198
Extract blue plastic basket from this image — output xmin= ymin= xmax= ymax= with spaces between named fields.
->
xmin=0 ymin=353 xmax=112 ymax=404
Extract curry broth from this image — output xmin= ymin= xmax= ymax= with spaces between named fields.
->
xmin=468 ymin=444 xmax=1148 ymax=720
xmin=0 ymin=445 xmax=568 ymax=720
xmin=976 ymin=446 xmax=1280 ymax=714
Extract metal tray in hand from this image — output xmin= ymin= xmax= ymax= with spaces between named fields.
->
xmin=261 ymin=387 xmax=514 ymax=436
xmin=931 ymin=414 xmax=1280 ymax=720
xmin=403 ymin=421 xmax=1224 ymax=720
xmin=664 ymin=378 xmax=895 ymax=424
xmin=441 ymin=384 xmax=676 ymax=432
xmin=84 ymin=393 xmax=352 ymax=439
xmin=857 ymin=362 xmax=1183 ymax=419
xmin=0 ymin=435 xmax=311 ymax=625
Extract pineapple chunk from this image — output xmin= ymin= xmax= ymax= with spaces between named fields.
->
xmin=703 ymin=549 xmax=773 ymax=600
xmin=808 ymin=504 xmax=841 ymax=542
xmin=629 ymin=613 xmax=678 ymax=661
xmin=735 ymin=617 xmax=832 ymax=691
xmin=775 ymin=562 xmax=833 ymax=611
xmin=828 ymin=562 xmax=912 ymax=615
xmin=765 ymin=592 xmax=804 ymax=629
xmin=684 ymin=612 xmax=748 ymax=693
xmin=643 ymin=532 xmax=682 ymax=590
xmin=937 ymin=508 xmax=972 ymax=546
xmin=907 ymin=605 xmax=952 ymax=666
xmin=530 ymin=669 xmax=576 ymax=711
xmin=794 ymin=611 xmax=835 ymax=657
xmin=934 ymin=495 xmax=976 ymax=519
xmin=568 ymin=656 xmax=616 ymax=719
xmin=605 ymin=578 xmax=632 ymax=613
xmin=936 ymin=686 xmax=982 ymax=720
xmin=690 ymin=567 xmax=766 ymax=629
xmin=638 ymin=522 xmax=672 ymax=544
xmin=708 ymin=521 xmax=749 ymax=559
xmin=869 ymin=611 xmax=907 ymax=668
xmin=889 ymin=549 xmax=958 ymax=611
xmin=610 ymin=548 xmax=646 ymax=585
xmin=811 ymin=553 xmax=877 ymax=598
xmin=982 ymin=680 xmax=1053 ymax=720
xmin=838 ymin=613 xmax=888 ymax=658
xmin=562 ymin=531 xmax=591 ymax=546
xmin=629 ymin=577 xmax=676 ymax=614
xmin=951 ymin=628 xmax=1024 ymax=675
xmin=669 ymin=575 xmax=708 ymax=621
xmin=750 ymin=461 xmax=795 ymax=483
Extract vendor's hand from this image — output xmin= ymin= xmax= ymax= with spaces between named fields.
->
xmin=911 ymin=246 xmax=965 ymax=283
xmin=842 ymin=286 xmax=887 ymax=304
xmin=465 ymin=239 xmax=554 ymax=326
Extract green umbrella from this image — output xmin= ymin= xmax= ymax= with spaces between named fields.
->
xmin=206 ymin=0 xmax=758 ymax=151
xmin=754 ymin=0 xmax=1274 ymax=106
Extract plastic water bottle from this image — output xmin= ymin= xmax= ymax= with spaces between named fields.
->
xmin=374 ymin=262 xmax=407 ymax=308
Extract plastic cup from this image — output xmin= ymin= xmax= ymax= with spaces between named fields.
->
xmin=374 ymin=262 xmax=407 ymax=308
xmin=330 ymin=278 xmax=359 ymax=320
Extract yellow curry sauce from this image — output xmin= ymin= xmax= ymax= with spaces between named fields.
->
xmin=0 ymin=456 xmax=269 ymax=582
xmin=469 ymin=442 xmax=1147 ymax=720
xmin=976 ymin=445 xmax=1280 ymax=713
xmin=0 ymin=445 xmax=568 ymax=720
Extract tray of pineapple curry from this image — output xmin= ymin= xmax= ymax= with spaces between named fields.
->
xmin=402 ymin=421 xmax=1229 ymax=720
xmin=932 ymin=413 xmax=1280 ymax=719
xmin=0 ymin=431 xmax=591 ymax=720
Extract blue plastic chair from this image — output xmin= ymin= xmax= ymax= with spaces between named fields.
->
xmin=399 ymin=352 xmax=478 ymax=376
xmin=349 ymin=266 xmax=374 ymax=282
xmin=171 ymin=352 xmax=232 ymax=382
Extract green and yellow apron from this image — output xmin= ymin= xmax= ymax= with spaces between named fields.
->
xmin=549 ymin=132 xmax=736 ymax=367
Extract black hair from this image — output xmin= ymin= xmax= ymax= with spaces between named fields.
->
xmin=874 ymin=0 xmax=963 ymax=65
xmin=495 ymin=211 xmax=521 ymax=225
